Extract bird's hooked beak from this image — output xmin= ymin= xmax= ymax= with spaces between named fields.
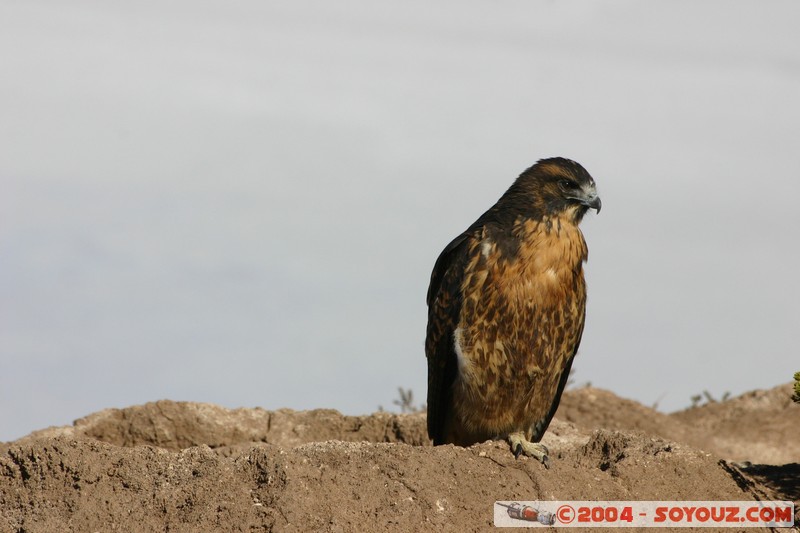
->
xmin=570 ymin=184 xmax=602 ymax=214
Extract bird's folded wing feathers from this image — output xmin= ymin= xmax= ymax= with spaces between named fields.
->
xmin=425 ymin=232 xmax=471 ymax=443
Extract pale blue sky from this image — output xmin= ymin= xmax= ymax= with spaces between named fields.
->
xmin=2 ymin=0 xmax=799 ymax=441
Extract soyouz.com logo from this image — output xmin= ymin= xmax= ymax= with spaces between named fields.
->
xmin=493 ymin=501 xmax=794 ymax=528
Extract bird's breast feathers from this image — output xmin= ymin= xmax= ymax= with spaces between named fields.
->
xmin=465 ymin=216 xmax=587 ymax=303
xmin=451 ymin=215 xmax=588 ymax=433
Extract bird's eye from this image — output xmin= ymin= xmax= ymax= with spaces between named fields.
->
xmin=558 ymin=179 xmax=576 ymax=190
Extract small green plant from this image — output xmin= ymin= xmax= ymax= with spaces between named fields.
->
xmin=392 ymin=387 xmax=426 ymax=414
xmin=565 ymin=367 xmax=591 ymax=390
xmin=690 ymin=389 xmax=731 ymax=408
xmin=792 ymin=372 xmax=800 ymax=404
xmin=650 ymin=392 xmax=667 ymax=411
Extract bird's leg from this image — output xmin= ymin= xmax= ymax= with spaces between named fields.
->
xmin=508 ymin=431 xmax=550 ymax=468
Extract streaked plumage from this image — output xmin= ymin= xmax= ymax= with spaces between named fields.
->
xmin=425 ymin=157 xmax=600 ymax=466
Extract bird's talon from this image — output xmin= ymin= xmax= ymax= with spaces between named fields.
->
xmin=508 ymin=433 xmax=550 ymax=466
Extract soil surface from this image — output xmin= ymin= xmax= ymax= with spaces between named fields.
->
xmin=1 ymin=384 xmax=797 ymax=532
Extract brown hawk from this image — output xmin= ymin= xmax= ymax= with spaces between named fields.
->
xmin=425 ymin=157 xmax=601 ymax=467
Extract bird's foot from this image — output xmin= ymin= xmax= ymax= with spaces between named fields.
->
xmin=508 ymin=432 xmax=550 ymax=469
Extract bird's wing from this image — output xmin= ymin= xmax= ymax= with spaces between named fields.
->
xmin=425 ymin=232 xmax=471 ymax=444
xmin=531 ymin=316 xmax=586 ymax=442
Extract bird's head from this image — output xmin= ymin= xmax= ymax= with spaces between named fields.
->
xmin=505 ymin=157 xmax=601 ymax=223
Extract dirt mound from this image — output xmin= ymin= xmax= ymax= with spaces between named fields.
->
xmin=1 ymin=385 xmax=797 ymax=532
xmin=560 ymin=384 xmax=800 ymax=464
xmin=556 ymin=386 xmax=692 ymax=442
xmin=15 ymin=401 xmax=428 ymax=452
xmin=671 ymin=383 xmax=799 ymax=465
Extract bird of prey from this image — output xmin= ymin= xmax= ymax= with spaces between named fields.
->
xmin=425 ymin=157 xmax=600 ymax=467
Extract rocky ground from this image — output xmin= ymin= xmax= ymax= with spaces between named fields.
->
xmin=1 ymin=384 xmax=797 ymax=532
